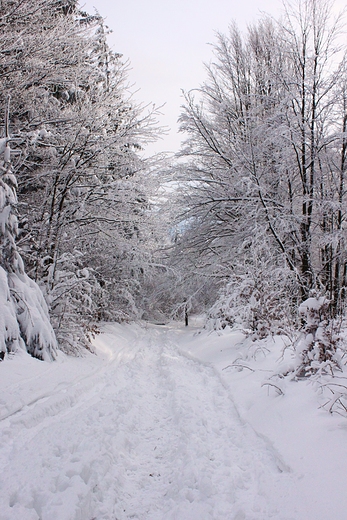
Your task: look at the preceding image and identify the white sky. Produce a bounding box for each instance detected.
[81,0,344,155]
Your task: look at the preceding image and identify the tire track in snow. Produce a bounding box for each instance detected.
[0,325,296,520]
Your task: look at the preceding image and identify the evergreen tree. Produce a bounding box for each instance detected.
[0,96,57,360]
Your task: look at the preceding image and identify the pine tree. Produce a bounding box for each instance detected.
[0,96,57,360]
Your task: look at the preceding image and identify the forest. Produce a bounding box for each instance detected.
[1,0,347,383]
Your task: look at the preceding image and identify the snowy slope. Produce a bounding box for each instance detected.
[0,320,345,519]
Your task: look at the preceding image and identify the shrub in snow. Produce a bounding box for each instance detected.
[207,264,297,339]
[281,295,347,416]
[294,295,341,378]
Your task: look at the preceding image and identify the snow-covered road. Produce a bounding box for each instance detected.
[0,322,313,519]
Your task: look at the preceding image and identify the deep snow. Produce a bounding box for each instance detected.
[0,319,346,519]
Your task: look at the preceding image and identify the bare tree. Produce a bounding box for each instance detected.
[0,0,160,352]
[176,0,347,327]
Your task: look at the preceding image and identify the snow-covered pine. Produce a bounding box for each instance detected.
[0,97,57,361]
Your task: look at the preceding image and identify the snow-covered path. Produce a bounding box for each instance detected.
[1,323,298,519]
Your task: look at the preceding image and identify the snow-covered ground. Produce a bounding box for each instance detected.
[0,319,346,519]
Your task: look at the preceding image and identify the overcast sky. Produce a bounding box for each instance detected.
[81,0,343,155]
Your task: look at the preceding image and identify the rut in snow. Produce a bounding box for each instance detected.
[0,325,294,520]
